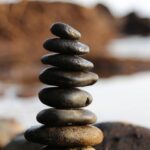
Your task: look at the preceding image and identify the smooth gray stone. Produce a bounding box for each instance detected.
[41,146,95,150]
[41,54,94,71]
[24,125,103,147]
[39,67,98,87]
[39,87,92,109]
[43,38,89,55]
[36,108,97,126]
[51,23,81,40]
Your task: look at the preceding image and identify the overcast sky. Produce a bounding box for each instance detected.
[0,0,150,17]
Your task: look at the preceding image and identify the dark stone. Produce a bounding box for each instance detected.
[41,146,95,150]
[94,122,150,150]
[37,108,97,126]
[41,54,93,71]
[122,12,150,36]
[3,134,42,150]
[39,67,98,87]
[51,23,81,40]
[24,125,103,147]
[43,38,89,55]
[39,87,92,109]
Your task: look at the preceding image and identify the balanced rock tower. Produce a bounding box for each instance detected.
[24,23,103,150]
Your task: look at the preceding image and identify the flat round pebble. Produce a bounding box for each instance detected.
[41,146,95,150]
[25,125,103,147]
[39,87,92,109]
[41,54,94,71]
[43,38,89,55]
[39,67,98,87]
[37,108,97,126]
[51,23,81,40]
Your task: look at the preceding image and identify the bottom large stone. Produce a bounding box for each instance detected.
[25,125,103,147]
[41,146,95,150]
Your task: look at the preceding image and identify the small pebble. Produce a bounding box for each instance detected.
[39,87,92,109]
[37,108,97,126]
[51,23,81,40]
[41,54,94,71]
[43,38,89,55]
[39,67,98,87]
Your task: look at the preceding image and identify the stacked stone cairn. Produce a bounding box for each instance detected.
[24,23,104,150]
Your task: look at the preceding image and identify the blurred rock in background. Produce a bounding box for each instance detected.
[95,122,150,150]
[121,12,150,36]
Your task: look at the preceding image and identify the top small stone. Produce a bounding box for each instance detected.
[51,23,81,40]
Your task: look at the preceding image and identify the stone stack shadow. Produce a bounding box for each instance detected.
[24,23,103,150]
